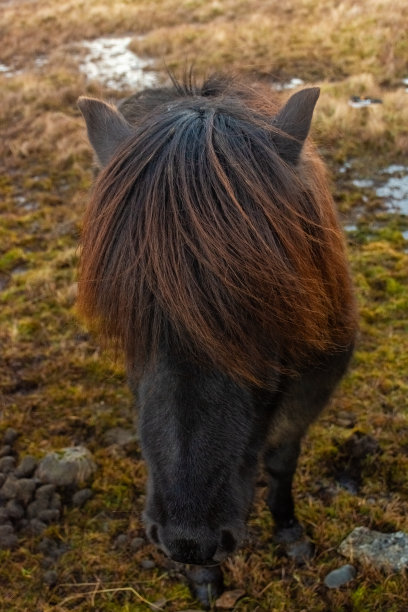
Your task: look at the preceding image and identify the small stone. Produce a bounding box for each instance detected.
[29,518,47,535]
[15,456,38,478]
[140,558,156,569]
[104,427,138,447]
[114,533,129,548]
[1,475,19,499]
[49,493,61,510]
[16,518,28,530]
[0,474,5,489]
[324,564,356,588]
[16,478,37,506]
[3,428,19,445]
[6,499,24,520]
[37,509,60,524]
[0,445,13,458]
[27,498,49,519]
[36,484,56,500]
[130,536,145,552]
[0,456,16,474]
[215,589,246,609]
[285,539,315,565]
[334,411,357,428]
[38,537,57,555]
[36,446,96,487]
[0,508,10,524]
[0,524,14,536]
[339,527,408,572]
[0,531,18,550]
[72,488,92,507]
[38,537,67,561]
[43,570,58,587]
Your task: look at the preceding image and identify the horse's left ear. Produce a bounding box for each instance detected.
[273,87,320,164]
[77,97,134,167]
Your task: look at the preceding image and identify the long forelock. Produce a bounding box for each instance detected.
[78,78,357,387]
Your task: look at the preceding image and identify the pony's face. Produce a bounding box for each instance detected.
[137,358,273,565]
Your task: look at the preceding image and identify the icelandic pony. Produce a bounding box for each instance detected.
[77,75,357,602]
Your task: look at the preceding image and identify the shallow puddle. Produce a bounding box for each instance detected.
[77,36,157,91]
[340,161,408,217]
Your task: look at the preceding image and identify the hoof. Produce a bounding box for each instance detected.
[274,521,314,565]
[185,565,224,609]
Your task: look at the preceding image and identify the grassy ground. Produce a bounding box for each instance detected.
[1,0,408,610]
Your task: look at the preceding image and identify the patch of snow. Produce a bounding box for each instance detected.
[381,164,406,175]
[376,174,408,215]
[34,56,48,68]
[344,224,358,232]
[342,160,408,216]
[352,179,374,189]
[402,230,408,240]
[339,161,353,174]
[272,78,304,91]
[78,36,157,91]
[15,195,38,211]
[0,62,22,77]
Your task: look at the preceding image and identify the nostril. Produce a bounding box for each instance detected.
[149,524,160,544]
[220,529,237,554]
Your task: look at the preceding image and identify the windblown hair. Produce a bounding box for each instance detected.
[78,76,357,387]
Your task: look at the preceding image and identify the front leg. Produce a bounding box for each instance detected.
[264,441,314,564]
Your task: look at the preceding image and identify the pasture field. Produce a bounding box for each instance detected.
[1,0,408,610]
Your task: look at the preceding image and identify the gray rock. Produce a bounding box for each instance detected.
[49,493,61,510]
[285,539,315,565]
[36,483,56,500]
[339,527,408,572]
[0,473,5,489]
[29,518,47,535]
[16,478,37,506]
[6,499,24,520]
[1,475,19,499]
[36,446,97,487]
[114,533,129,548]
[17,518,28,530]
[38,537,68,561]
[3,428,18,445]
[27,498,49,519]
[43,570,58,587]
[0,445,13,458]
[324,564,356,588]
[0,530,18,550]
[38,509,60,524]
[140,558,156,569]
[0,456,16,474]
[130,536,145,552]
[15,455,38,478]
[72,488,92,508]
[0,508,10,524]
[0,524,14,536]
[104,427,138,447]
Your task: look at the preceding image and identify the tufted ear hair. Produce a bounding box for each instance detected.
[77,96,134,167]
[273,87,320,164]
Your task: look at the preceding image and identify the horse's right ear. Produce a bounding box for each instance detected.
[77,97,134,167]
[273,87,320,164]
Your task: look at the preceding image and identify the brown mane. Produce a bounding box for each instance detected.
[78,76,357,387]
